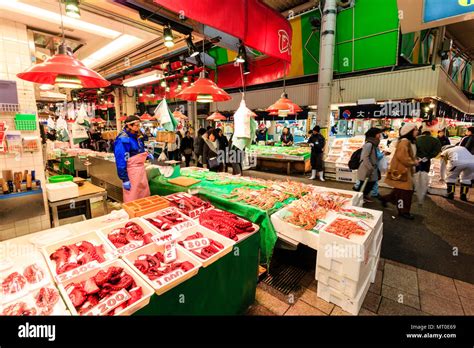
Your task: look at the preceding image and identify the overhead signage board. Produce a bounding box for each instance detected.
[424,0,474,23]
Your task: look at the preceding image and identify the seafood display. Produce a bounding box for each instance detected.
[165,193,212,218]
[324,218,367,239]
[284,201,328,230]
[199,209,255,241]
[23,264,45,284]
[227,187,290,210]
[178,232,224,260]
[1,286,63,316]
[34,287,61,315]
[2,301,37,316]
[50,241,107,275]
[1,272,27,295]
[64,266,143,315]
[133,252,194,281]
[339,209,375,220]
[107,222,154,249]
[145,209,194,232]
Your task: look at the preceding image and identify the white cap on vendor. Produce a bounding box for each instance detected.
[124,115,141,125]
[399,123,417,137]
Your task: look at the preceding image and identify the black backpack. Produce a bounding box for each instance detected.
[348,148,363,170]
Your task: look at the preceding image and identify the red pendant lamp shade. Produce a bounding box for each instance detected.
[17,44,110,88]
[266,93,302,115]
[207,112,227,121]
[91,117,105,123]
[173,110,188,120]
[176,72,231,103]
[118,115,127,122]
[140,112,155,121]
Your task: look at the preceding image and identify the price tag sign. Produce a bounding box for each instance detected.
[188,206,206,218]
[151,232,178,245]
[56,261,100,283]
[357,220,372,232]
[182,238,210,251]
[164,240,177,263]
[172,220,196,233]
[154,269,185,287]
[313,220,327,232]
[84,289,131,316]
[116,241,143,255]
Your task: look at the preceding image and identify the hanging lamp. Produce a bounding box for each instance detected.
[90,116,105,123]
[207,111,227,121]
[140,112,155,121]
[176,71,231,102]
[17,2,109,89]
[118,114,127,122]
[266,62,301,117]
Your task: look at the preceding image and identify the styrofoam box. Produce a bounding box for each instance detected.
[369,223,383,257]
[311,186,363,207]
[338,207,383,231]
[317,215,378,282]
[176,226,235,267]
[317,258,373,315]
[45,182,79,202]
[271,209,338,251]
[122,242,202,295]
[42,231,117,282]
[98,218,159,256]
[58,259,154,316]
[336,166,358,184]
[316,255,375,299]
[140,207,197,235]
[370,232,382,284]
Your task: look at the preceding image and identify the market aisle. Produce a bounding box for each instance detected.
[245,170,474,284]
[248,257,474,316]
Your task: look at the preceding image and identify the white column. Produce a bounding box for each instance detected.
[316,0,337,130]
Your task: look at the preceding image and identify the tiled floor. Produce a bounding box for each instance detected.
[247,258,474,316]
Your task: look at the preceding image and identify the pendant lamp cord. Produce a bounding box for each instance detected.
[58,0,66,44]
[283,61,287,95]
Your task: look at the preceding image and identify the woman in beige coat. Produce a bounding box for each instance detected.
[380,123,419,219]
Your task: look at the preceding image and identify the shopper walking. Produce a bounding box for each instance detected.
[380,123,419,219]
[356,128,383,203]
[216,128,229,172]
[437,129,450,147]
[459,126,474,155]
[308,126,326,181]
[414,130,441,204]
[353,143,386,198]
[180,131,194,167]
[281,127,294,146]
[202,129,221,172]
[194,128,206,167]
[439,145,474,201]
[114,115,151,203]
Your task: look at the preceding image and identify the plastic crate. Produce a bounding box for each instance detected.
[14,114,37,131]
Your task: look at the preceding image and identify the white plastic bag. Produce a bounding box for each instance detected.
[378,156,388,175]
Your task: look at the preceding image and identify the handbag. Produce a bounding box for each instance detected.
[208,157,219,169]
[387,168,408,182]
[183,148,192,155]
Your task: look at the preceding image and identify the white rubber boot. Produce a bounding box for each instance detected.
[318,171,325,181]
[309,170,317,180]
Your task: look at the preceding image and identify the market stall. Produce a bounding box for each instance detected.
[249,144,312,175]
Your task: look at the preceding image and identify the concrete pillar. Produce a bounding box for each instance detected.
[316,0,337,131]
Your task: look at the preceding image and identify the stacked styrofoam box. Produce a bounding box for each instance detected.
[316,213,383,315]
[45,182,79,202]
[335,166,358,183]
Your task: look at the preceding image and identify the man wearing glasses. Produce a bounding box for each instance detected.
[114,115,153,202]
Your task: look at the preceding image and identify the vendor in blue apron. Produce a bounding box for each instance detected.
[114,115,152,203]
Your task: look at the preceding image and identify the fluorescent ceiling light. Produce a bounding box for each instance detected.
[123,70,165,87]
[0,0,120,39]
[82,35,144,68]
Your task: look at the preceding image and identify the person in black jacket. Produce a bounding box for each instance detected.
[195,128,207,167]
[459,126,474,155]
[202,129,221,172]
[437,129,450,147]
[308,126,326,181]
[216,128,229,172]
[180,131,194,167]
[281,127,294,146]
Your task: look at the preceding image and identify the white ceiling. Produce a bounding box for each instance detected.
[0,0,157,68]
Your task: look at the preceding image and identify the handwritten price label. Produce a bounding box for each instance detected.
[151,232,178,245]
[154,269,185,287]
[182,238,210,251]
[84,289,131,316]
[164,240,177,263]
[188,206,206,219]
[116,241,143,255]
[172,220,196,233]
[56,261,100,283]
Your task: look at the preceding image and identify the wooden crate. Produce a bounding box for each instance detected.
[123,195,170,218]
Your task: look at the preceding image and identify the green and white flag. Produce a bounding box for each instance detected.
[154,99,178,131]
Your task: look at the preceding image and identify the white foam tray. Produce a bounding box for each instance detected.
[140,206,197,235]
[42,231,117,283]
[57,259,154,316]
[122,242,202,295]
[98,218,159,256]
[176,226,235,267]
